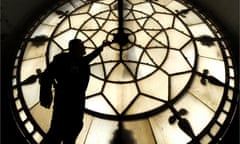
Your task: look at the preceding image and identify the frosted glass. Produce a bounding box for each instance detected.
[25,121,34,133]
[124,120,156,144]
[188,75,224,111]
[174,18,189,34]
[58,2,75,13]
[31,24,55,38]
[54,29,77,49]
[174,93,214,135]
[21,58,45,108]
[19,110,27,121]
[70,0,85,8]
[42,13,64,26]
[70,14,91,29]
[140,52,155,66]
[167,1,187,13]
[217,112,227,125]
[181,42,196,67]
[86,94,116,115]
[90,30,108,46]
[20,57,45,81]
[86,76,104,96]
[76,114,94,144]
[84,118,118,144]
[152,13,174,28]
[108,63,135,82]
[146,48,168,66]
[104,82,138,113]
[123,46,143,62]
[133,3,154,15]
[149,109,191,144]
[126,95,164,115]
[89,3,109,16]
[32,131,43,143]
[30,103,52,132]
[197,57,225,83]
[170,72,191,99]
[23,42,47,60]
[144,17,162,30]
[154,0,173,6]
[200,135,212,144]
[138,70,168,101]
[162,50,191,74]
[210,124,220,136]
[15,99,22,110]
[179,11,203,25]
[189,23,214,37]
[54,19,70,36]
[196,41,223,60]
[166,29,191,49]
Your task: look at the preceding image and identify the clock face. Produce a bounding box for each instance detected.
[11,0,238,143]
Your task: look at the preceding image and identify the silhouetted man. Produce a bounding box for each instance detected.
[39,39,109,144]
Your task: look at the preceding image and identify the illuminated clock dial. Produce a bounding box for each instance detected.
[10,0,238,143]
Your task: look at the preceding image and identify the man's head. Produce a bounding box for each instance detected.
[69,39,86,57]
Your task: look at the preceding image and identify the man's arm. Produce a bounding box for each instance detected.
[85,41,110,62]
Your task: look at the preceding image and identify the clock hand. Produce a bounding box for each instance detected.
[112,0,130,61]
[13,69,42,88]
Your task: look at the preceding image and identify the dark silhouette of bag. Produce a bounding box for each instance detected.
[39,70,53,108]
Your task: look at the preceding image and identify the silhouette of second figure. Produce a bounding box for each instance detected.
[40,39,109,144]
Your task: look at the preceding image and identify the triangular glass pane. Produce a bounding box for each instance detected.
[85,94,117,115]
[126,95,164,115]
[108,63,135,82]
[144,17,162,30]
[82,18,100,30]
[181,42,196,67]
[140,52,155,66]
[136,18,147,27]
[125,62,138,76]
[135,30,152,46]
[96,18,106,26]
[137,64,156,79]
[104,82,138,114]
[155,32,168,46]
[90,64,105,79]
[174,18,189,35]
[86,76,104,96]
[148,48,168,66]
[104,62,117,76]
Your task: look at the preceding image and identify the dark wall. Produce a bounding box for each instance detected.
[1,0,239,143]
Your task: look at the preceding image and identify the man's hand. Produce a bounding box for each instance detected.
[102,40,112,47]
